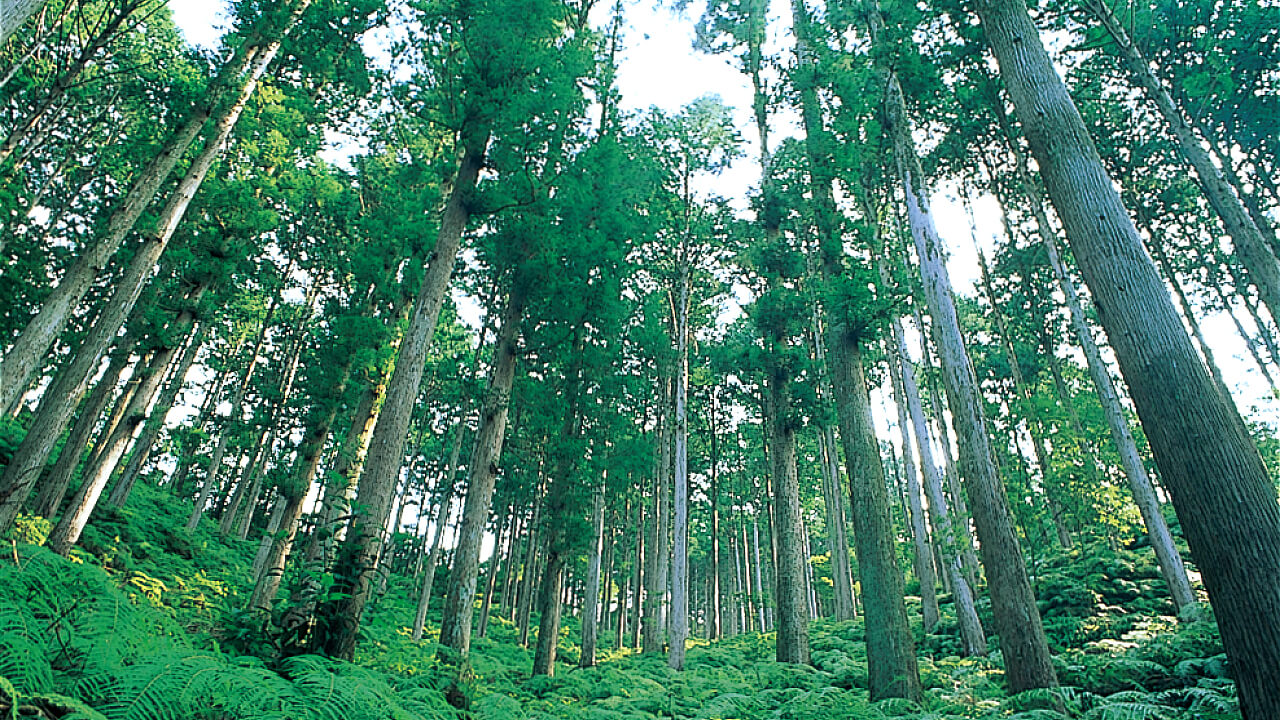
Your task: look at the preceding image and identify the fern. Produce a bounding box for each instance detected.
[0,606,54,693]
[1082,693,1178,720]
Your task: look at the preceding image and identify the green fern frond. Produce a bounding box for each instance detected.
[1083,697,1177,720]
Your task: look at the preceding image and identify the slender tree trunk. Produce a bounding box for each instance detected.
[918,314,982,588]
[656,377,672,642]
[530,549,566,676]
[888,343,940,633]
[734,527,748,633]
[751,517,765,631]
[669,265,690,670]
[436,284,525,657]
[889,314,987,656]
[877,33,1057,689]
[517,489,543,647]
[499,510,522,617]
[975,0,1280,712]
[186,316,269,531]
[642,390,666,653]
[808,312,857,621]
[475,504,509,639]
[973,244,1073,548]
[599,517,616,646]
[1147,223,1234,401]
[581,483,606,668]
[763,369,809,664]
[250,482,315,612]
[997,146,1202,616]
[531,332,587,678]
[318,123,490,662]
[108,322,208,507]
[412,469,457,641]
[31,338,133,517]
[48,308,201,555]
[707,396,723,637]
[794,9,907,675]
[166,335,244,495]
[229,303,310,539]
[1206,265,1280,396]
[630,499,644,648]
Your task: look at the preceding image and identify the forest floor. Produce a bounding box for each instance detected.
[0,486,1240,720]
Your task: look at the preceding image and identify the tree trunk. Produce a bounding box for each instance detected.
[318,123,489,662]
[973,244,1073,549]
[412,464,457,642]
[580,483,606,668]
[808,312,857,622]
[531,331,587,678]
[708,397,723,638]
[888,342,940,633]
[879,42,1057,690]
[476,505,509,639]
[517,490,543,647]
[530,550,566,676]
[166,334,244,496]
[918,313,982,587]
[669,265,690,670]
[630,499,644,648]
[108,322,208,508]
[1209,272,1280,396]
[763,369,809,665]
[48,309,201,555]
[250,485,313,611]
[642,388,666,653]
[31,338,133,517]
[598,516,616,645]
[974,0,1280,712]
[656,378,672,641]
[436,283,524,656]
[889,315,987,656]
[1147,232,1234,401]
[830,336,923,697]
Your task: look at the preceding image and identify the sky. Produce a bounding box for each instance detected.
[166,0,1280,512]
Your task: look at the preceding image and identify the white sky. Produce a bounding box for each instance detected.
[168,0,1280,523]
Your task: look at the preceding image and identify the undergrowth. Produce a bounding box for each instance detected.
[0,485,1241,719]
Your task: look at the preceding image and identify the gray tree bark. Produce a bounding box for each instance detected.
[888,314,987,656]
[436,283,524,657]
[581,483,606,668]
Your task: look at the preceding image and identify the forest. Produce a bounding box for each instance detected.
[0,0,1277,718]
